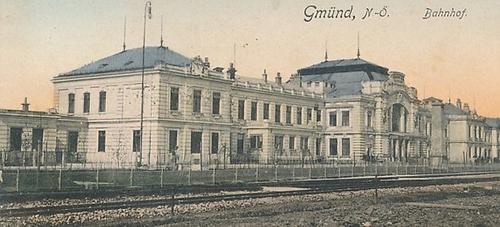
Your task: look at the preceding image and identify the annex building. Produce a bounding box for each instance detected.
[1,45,499,168]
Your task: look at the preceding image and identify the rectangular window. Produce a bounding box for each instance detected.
[251,101,257,120]
[329,111,337,126]
[238,100,245,120]
[263,103,269,120]
[367,110,372,128]
[315,138,321,156]
[300,137,309,150]
[32,128,43,151]
[342,138,350,157]
[99,91,106,112]
[193,90,201,113]
[191,131,202,153]
[169,130,177,153]
[170,87,179,111]
[341,111,350,126]
[68,93,75,114]
[274,135,284,151]
[250,135,263,149]
[212,92,220,115]
[98,131,106,152]
[289,136,295,150]
[275,104,281,123]
[67,131,79,154]
[316,108,321,122]
[307,108,312,124]
[83,92,90,113]
[237,133,244,154]
[132,130,141,152]
[9,127,22,151]
[329,138,338,156]
[286,106,292,124]
[211,132,219,154]
[296,107,302,125]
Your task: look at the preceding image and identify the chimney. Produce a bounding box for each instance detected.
[204,57,210,68]
[463,103,470,113]
[275,72,282,85]
[262,69,268,83]
[456,99,462,110]
[227,63,237,80]
[21,97,30,112]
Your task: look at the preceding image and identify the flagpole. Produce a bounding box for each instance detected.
[139,1,152,167]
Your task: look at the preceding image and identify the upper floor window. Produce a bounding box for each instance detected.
[68,93,75,114]
[275,104,281,123]
[366,110,373,128]
[251,101,257,121]
[329,111,337,126]
[263,103,269,120]
[98,91,106,112]
[83,92,90,113]
[296,107,302,125]
[306,108,312,124]
[315,81,320,87]
[170,87,179,111]
[193,90,201,113]
[286,106,292,124]
[212,92,220,115]
[341,111,350,126]
[315,107,321,122]
[238,100,245,120]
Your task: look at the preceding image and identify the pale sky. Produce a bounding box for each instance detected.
[1,0,499,117]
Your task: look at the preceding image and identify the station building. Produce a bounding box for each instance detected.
[0,45,498,168]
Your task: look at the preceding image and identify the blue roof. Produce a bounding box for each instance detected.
[486,118,500,128]
[443,103,467,115]
[58,46,192,76]
[298,58,389,97]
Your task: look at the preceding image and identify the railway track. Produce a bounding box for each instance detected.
[1,173,499,218]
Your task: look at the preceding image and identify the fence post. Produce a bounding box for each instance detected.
[385,162,388,175]
[338,165,341,178]
[129,168,133,187]
[255,165,259,182]
[363,164,366,176]
[351,163,354,177]
[292,167,295,181]
[324,165,327,179]
[96,168,99,190]
[16,168,20,192]
[188,166,191,185]
[58,168,62,190]
[160,168,164,188]
[212,166,216,185]
[234,166,238,182]
[274,165,278,182]
[308,165,312,179]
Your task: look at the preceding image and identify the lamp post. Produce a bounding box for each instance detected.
[139,1,152,167]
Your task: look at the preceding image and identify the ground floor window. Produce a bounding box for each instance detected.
[68,131,79,153]
[191,131,202,153]
[9,127,22,151]
[31,128,44,151]
[315,138,321,156]
[237,133,244,154]
[250,135,262,149]
[98,131,106,152]
[341,138,350,157]
[169,130,177,153]
[211,132,219,154]
[329,138,338,156]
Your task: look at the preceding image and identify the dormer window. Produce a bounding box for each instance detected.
[124,61,134,66]
[307,81,312,87]
[315,81,320,87]
[98,63,108,69]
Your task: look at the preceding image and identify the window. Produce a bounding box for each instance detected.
[251,101,257,120]
[307,108,312,124]
[263,103,269,120]
[169,130,177,153]
[289,136,295,150]
[315,108,321,122]
[191,131,202,153]
[341,111,350,126]
[212,92,220,115]
[315,138,321,156]
[32,128,43,151]
[296,107,302,125]
[133,130,141,152]
[67,131,79,154]
[68,93,75,114]
[83,92,90,113]
[329,111,337,126]
[275,104,281,123]
[170,87,179,111]
[237,133,244,154]
[211,132,219,154]
[366,110,372,128]
[9,127,22,151]
[250,135,262,149]
[193,90,201,113]
[274,135,284,153]
[329,138,338,156]
[342,138,350,157]
[98,131,106,152]
[238,100,245,120]
[286,106,292,124]
[99,91,106,112]
[315,81,320,87]
[300,137,309,150]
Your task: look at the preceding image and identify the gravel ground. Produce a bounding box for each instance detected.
[1,182,499,226]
